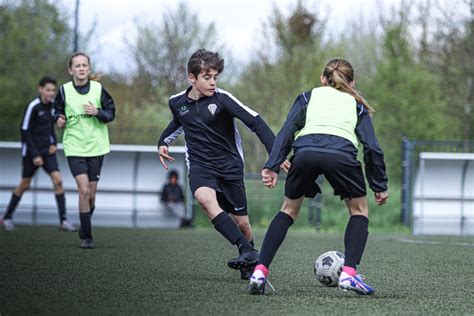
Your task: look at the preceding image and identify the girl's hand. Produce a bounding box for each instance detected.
[262,168,278,188]
[56,114,66,128]
[280,159,291,173]
[84,102,99,116]
[158,145,175,169]
[48,144,57,155]
[375,191,389,205]
[33,156,44,166]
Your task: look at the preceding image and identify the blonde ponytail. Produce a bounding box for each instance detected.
[322,58,374,113]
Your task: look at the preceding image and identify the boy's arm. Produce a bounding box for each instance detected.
[355,105,388,193]
[263,92,309,172]
[53,86,65,122]
[158,110,183,148]
[21,104,40,158]
[96,87,116,123]
[50,119,57,145]
[220,91,274,154]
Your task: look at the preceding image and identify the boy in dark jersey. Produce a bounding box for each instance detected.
[1,77,76,232]
[158,49,288,279]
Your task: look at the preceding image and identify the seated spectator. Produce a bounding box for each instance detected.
[161,170,192,228]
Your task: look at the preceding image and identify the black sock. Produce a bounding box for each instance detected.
[90,205,95,217]
[79,212,93,240]
[344,215,369,269]
[259,212,294,268]
[4,193,21,220]
[211,212,252,251]
[55,194,67,223]
[358,231,369,265]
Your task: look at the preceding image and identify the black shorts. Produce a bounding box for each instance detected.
[285,150,366,200]
[67,156,104,182]
[189,168,248,216]
[22,154,59,178]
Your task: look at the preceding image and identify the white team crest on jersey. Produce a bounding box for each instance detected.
[208,104,217,116]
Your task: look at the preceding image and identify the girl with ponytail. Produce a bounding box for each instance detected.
[248,58,388,295]
[54,52,116,249]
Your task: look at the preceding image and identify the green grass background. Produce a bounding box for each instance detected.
[1,227,473,315]
[193,179,404,232]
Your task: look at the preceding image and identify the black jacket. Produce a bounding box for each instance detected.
[161,183,185,203]
[20,97,56,158]
[265,90,388,193]
[54,80,116,124]
[158,87,275,179]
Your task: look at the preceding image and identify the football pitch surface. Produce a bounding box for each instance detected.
[1,227,473,315]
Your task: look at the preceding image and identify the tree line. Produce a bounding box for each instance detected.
[0,0,473,182]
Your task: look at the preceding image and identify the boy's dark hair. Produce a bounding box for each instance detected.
[168,170,179,180]
[38,76,57,87]
[187,49,224,78]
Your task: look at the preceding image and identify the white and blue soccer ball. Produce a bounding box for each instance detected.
[314,251,345,287]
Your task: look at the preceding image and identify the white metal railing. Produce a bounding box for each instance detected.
[0,142,191,228]
[413,152,474,236]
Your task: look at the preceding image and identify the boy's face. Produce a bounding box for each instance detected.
[69,55,90,81]
[188,68,219,97]
[169,175,177,185]
[38,83,57,103]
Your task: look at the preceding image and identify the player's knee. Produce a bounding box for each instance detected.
[53,177,63,188]
[78,185,90,198]
[194,191,214,208]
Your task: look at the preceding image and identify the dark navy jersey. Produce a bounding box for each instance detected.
[20,97,56,158]
[265,90,388,193]
[158,87,275,179]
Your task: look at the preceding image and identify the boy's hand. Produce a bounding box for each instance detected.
[280,159,291,173]
[375,191,389,205]
[48,144,57,155]
[158,145,175,169]
[33,156,44,166]
[84,102,99,116]
[262,168,278,188]
[56,114,66,128]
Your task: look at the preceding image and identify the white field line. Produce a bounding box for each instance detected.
[399,239,474,247]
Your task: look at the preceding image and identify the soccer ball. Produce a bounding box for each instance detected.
[314,251,345,287]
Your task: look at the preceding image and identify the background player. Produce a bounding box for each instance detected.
[55,52,116,249]
[1,77,76,232]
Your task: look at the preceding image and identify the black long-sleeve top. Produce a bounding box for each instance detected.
[53,80,116,123]
[158,87,275,179]
[264,90,388,193]
[161,183,185,203]
[20,97,56,158]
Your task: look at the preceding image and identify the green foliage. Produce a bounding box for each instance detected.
[361,21,449,178]
[106,1,228,146]
[0,0,72,140]
[230,2,338,172]
[129,1,227,103]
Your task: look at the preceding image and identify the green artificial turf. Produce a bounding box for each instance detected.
[1,227,473,315]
